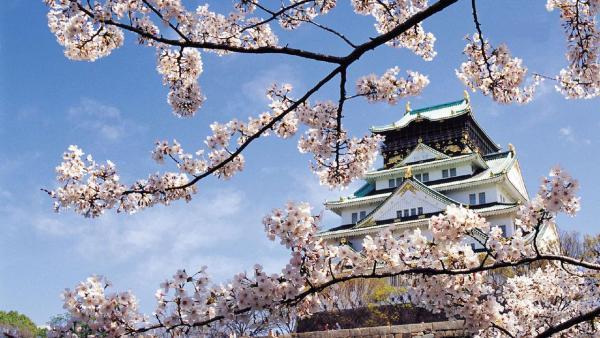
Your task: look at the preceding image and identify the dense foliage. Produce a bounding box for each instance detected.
[0,310,46,338]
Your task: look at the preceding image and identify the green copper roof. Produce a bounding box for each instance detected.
[354,182,375,198]
[409,99,465,115]
[370,98,470,133]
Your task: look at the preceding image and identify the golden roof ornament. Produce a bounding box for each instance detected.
[405,101,411,115]
[508,143,516,154]
[404,166,413,178]
[463,90,470,103]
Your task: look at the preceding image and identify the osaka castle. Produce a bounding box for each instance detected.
[318,94,558,252]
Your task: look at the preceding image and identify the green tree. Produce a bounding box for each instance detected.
[0,310,46,338]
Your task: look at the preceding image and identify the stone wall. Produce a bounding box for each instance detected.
[259,320,468,338]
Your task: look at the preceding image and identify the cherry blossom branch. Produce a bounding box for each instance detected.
[290,17,357,48]
[240,0,315,32]
[140,0,189,42]
[470,0,494,81]
[47,0,454,215]
[124,64,344,195]
[50,169,598,337]
[74,2,345,64]
[343,0,458,66]
[535,305,600,338]
[117,253,600,335]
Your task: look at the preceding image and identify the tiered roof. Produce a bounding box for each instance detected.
[373,96,501,169]
[319,97,530,240]
[370,98,471,133]
[325,150,522,212]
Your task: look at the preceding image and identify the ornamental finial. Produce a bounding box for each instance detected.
[463,90,470,103]
[404,166,413,178]
[405,101,411,115]
[508,143,516,154]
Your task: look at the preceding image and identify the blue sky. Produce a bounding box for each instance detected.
[1,0,599,325]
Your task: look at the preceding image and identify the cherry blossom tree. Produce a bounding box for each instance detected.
[41,0,599,337]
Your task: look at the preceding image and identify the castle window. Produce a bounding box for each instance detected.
[479,192,486,204]
[403,209,409,217]
[410,208,416,216]
[388,179,395,188]
[417,207,423,215]
[422,173,429,182]
[415,173,421,181]
[359,211,367,220]
[450,168,457,177]
[396,178,403,186]
[469,193,477,205]
[442,169,449,178]
[396,210,402,219]
[351,212,358,224]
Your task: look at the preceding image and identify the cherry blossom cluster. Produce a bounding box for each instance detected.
[51,145,199,217]
[538,165,580,215]
[352,0,437,60]
[191,4,278,50]
[356,67,430,104]
[156,48,205,117]
[52,145,127,217]
[409,272,505,334]
[412,265,599,337]
[48,275,145,337]
[497,266,599,337]
[278,0,338,30]
[45,0,281,118]
[456,34,540,104]
[46,2,124,62]
[547,0,600,99]
[297,101,384,187]
[50,168,599,337]
[430,204,489,245]
[516,165,580,233]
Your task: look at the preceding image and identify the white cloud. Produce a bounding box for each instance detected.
[241,64,303,106]
[558,126,576,143]
[33,188,289,283]
[67,98,142,141]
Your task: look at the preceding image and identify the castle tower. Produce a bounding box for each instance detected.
[317,97,557,257]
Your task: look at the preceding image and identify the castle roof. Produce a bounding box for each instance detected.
[370,99,470,133]
[324,150,527,212]
[319,203,520,240]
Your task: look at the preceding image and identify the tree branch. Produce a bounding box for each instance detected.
[535,305,600,338]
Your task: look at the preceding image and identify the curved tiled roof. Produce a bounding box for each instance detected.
[370,99,470,133]
[318,203,520,239]
[362,153,487,181]
[325,151,516,210]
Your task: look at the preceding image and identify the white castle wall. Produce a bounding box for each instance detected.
[339,204,378,224]
[444,182,498,205]
[374,163,474,190]
[343,213,515,252]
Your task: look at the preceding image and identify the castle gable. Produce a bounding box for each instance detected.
[356,179,457,228]
[400,143,450,166]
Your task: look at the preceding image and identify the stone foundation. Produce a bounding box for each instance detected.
[258,320,468,338]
